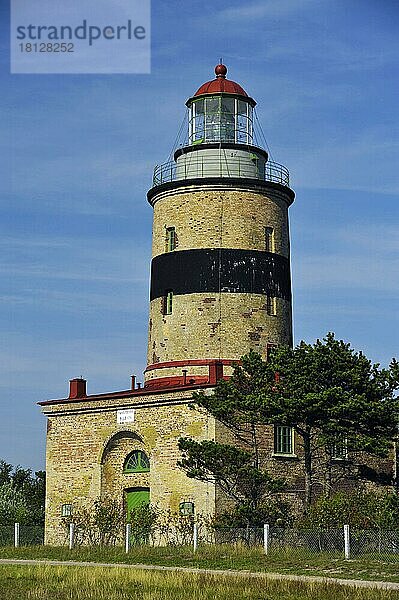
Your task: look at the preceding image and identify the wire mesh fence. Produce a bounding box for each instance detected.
[2,522,399,561]
[0,525,44,547]
[19,525,45,546]
[0,526,14,546]
[350,529,399,560]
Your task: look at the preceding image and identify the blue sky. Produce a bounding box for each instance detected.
[1,0,398,471]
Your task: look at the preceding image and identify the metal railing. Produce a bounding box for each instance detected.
[153,157,290,187]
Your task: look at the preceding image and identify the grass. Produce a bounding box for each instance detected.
[1,544,399,583]
[0,564,398,600]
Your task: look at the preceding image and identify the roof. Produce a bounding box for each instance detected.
[193,63,249,98]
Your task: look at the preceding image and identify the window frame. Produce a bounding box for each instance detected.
[266,295,276,316]
[165,226,176,252]
[179,501,195,517]
[265,226,275,253]
[123,450,150,474]
[331,437,348,460]
[61,503,72,517]
[164,289,173,315]
[274,425,295,456]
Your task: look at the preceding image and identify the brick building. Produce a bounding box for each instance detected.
[40,64,305,544]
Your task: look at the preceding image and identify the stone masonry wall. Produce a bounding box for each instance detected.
[43,391,215,545]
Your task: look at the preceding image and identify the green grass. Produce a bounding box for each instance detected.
[0,564,397,600]
[1,544,399,583]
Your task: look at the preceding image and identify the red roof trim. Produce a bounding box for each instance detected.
[38,381,214,407]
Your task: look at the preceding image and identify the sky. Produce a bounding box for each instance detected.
[1,0,398,471]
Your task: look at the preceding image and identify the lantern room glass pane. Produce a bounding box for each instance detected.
[189,96,253,144]
[220,97,235,142]
[192,99,205,142]
[205,97,220,141]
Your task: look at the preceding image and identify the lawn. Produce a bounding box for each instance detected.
[0,564,397,600]
[1,544,399,584]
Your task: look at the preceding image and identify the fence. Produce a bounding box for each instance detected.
[0,524,44,547]
[3,523,399,562]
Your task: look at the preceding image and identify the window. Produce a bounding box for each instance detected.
[274,425,294,455]
[61,504,72,517]
[265,227,274,252]
[166,227,176,252]
[164,290,173,315]
[266,295,276,316]
[331,437,348,460]
[123,450,150,473]
[179,501,195,516]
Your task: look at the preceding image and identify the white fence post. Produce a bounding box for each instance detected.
[125,524,131,554]
[14,523,20,548]
[69,523,75,550]
[193,522,198,553]
[263,523,269,555]
[344,524,350,559]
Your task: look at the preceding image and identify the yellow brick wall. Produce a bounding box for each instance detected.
[146,183,293,380]
[43,392,215,545]
[147,293,292,368]
[151,186,290,259]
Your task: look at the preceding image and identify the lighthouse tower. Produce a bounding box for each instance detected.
[145,64,295,388]
[40,64,297,544]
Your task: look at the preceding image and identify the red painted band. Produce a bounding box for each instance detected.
[145,358,239,372]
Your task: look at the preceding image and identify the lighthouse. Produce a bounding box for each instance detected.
[40,64,296,544]
[145,64,295,388]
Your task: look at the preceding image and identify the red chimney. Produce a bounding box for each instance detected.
[69,378,87,399]
[131,375,136,390]
[209,361,223,385]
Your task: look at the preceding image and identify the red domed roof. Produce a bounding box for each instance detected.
[194,64,249,98]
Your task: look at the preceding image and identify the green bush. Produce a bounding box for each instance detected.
[301,489,399,529]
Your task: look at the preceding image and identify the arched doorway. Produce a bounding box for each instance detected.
[100,432,151,517]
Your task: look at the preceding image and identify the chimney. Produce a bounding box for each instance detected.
[69,378,87,399]
[131,375,136,390]
[209,361,223,385]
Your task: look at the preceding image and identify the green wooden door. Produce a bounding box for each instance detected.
[125,487,150,520]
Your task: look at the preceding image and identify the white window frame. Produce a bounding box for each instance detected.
[266,295,277,316]
[61,503,72,517]
[274,425,295,456]
[331,437,348,460]
[265,226,274,253]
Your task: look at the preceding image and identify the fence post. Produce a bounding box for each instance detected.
[344,524,350,559]
[263,523,270,555]
[193,522,198,553]
[125,524,131,554]
[14,522,20,548]
[69,522,75,550]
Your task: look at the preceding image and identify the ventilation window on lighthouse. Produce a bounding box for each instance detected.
[166,227,176,252]
[266,295,276,316]
[265,227,274,252]
[164,290,173,315]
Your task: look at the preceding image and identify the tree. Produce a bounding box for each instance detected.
[267,334,399,506]
[0,461,45,525]
[178,439,284,525]
[179,333,399,512]
[0,482,29,525]
[178,362,286,525]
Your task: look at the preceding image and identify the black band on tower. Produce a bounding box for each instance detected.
[150,249,291,301]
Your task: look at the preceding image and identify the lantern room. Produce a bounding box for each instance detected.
[186,64,256,145]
